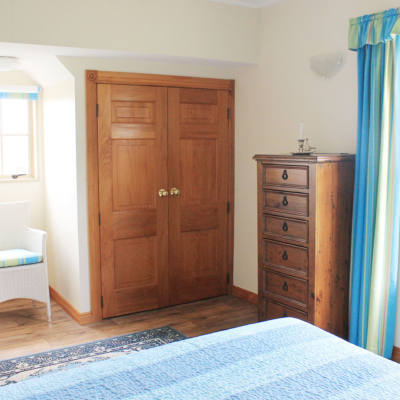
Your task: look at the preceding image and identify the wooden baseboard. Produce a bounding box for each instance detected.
[231,285,258,305]
[392,346,400,363]
[49,286,94,325]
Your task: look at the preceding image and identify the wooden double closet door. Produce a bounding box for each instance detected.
[97,84,230,318]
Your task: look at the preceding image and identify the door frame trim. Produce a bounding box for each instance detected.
[86,70,235,323]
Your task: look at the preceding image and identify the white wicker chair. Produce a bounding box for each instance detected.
[0,201,51,322]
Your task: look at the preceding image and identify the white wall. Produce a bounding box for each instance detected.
[0,71,45,230]
[6,0,400,347]
[43,79,81,311]
[58,56,236,312]
[0,0,257,64]
[233,0,400,346]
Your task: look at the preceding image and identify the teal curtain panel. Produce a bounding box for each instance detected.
[349,8,400,358]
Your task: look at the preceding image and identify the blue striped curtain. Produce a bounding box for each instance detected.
[0,93,38,100]
[0,85,41,101]
[349,8,400,358]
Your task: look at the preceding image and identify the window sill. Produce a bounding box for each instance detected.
[0,177,39,183]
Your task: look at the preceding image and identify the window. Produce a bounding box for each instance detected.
[0,99,35,180]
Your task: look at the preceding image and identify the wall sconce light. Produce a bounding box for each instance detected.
[0,57,21,72]
[310,53,343,79]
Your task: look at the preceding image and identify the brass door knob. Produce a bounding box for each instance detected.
[158,189,168,197]
[170,188,180,196]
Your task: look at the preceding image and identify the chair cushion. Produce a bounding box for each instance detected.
[0,249,43,268]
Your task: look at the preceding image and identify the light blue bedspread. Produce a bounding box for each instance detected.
[2,318,400,399]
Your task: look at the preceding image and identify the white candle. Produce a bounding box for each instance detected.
[299,121,304,139]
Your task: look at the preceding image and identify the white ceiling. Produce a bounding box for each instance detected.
[205,0,282,8]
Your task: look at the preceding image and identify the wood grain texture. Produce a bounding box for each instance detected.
[257,161,265,321]
[180,124,219,138]
[98,83,116,318]
[179,88,218,104]
[231,285,258,305]
[180,139,217,205]
[253,154,356,164]
[263,240,308,277]
[181,205,219,232]
[111,124,156,139]
[314,162,334,333]
[227,88,235,293]
[307,163,317,326]
[255,154,355,339]
[262,269,308,308]
[314,161,354,339]
[264,190,309,216]
[168,88,229,306]
[0,295,256,360]
[263,165,309,188]
[49,286,93,325]
[181,230,217,278]
[264,215,309,243]
[98,84,169,318]
[86,76,102,323]
[113,237,157,289]
[91,70,234,91]
[263,298,308,322]
[180,103,217,124]
[110,85,158,102]
[113,210,157,239]
[112,101,155,124]
[112,139,155,212]
[86,71,235,321]
[392,346,400,363]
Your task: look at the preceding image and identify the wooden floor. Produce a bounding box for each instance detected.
[0,295,257,361]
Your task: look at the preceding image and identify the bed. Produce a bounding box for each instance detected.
[1,318,400,399]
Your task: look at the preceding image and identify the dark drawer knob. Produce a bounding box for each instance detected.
[282,251,288,261]
[282,196,288,206]
[282,170,288,180]
[282,311,287,318]
[283,281,289,291]
[282,222,288,232]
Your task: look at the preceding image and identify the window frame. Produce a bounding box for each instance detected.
[0,99,36,181]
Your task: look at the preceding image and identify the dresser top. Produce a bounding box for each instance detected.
[253,153,355,163]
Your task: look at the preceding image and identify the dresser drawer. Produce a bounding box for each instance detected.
[263,269,308,307]
[264,190,308,216]
[263,298,308,322]
[263,215,308,243]
[263,165,308,188]
[263,240,308,277]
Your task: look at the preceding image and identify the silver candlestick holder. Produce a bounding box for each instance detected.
[291,138,316,155]
[298,139,306,152]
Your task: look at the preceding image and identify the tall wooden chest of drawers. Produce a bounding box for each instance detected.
[253,154,355,339]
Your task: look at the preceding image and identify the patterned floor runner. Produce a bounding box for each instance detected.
[0,325,187,387]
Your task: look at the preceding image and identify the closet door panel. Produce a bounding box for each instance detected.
[112,139,155,212]
[98,84,169,318]
[180,139,217,205]
[168,88,229,305]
